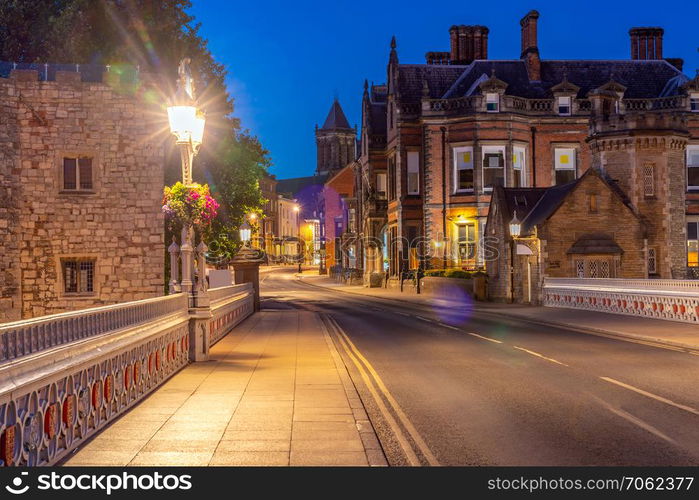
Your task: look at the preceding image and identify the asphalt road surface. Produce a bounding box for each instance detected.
[261,268,699,466]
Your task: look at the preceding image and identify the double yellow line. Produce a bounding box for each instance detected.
[323,314,439,466]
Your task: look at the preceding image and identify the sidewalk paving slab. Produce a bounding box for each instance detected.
[64,309,387,467]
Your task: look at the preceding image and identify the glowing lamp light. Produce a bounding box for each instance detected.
[167,105,205,147]
[239,221,251,243]
[509,212,522,238]
[293,205,300,213]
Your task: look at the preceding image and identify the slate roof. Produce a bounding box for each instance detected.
[321,99,352,130]
[401,59,687,101]
[276,175,329,198]
[567,233,624,254]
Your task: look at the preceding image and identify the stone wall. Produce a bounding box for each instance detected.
[0,68,165,321]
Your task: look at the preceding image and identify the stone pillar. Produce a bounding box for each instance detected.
[180,225,194,294]
[194,240,210,308]
[231,245,261,312]
[188,308,211,362]
[168,237,181,294]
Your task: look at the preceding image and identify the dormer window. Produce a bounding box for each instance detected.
[691,93,699,112]
[557,96,571,116]
[486,93,499,112]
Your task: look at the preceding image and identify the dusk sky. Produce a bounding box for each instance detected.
[190,0,699,180]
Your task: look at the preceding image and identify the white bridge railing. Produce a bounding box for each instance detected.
[0,284,254,466]
[543,278,699,324]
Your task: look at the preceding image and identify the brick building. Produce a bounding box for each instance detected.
[323,164,358,269]
[0,65,165,321]
[354,9,698,288]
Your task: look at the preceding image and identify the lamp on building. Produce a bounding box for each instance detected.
[509,211,522,238]
[240,221,252,245]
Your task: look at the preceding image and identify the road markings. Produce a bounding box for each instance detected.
[600,377,699,417]
[593,396,676,445]
[325,315,440,466]
[467,332,503,344]
[513,346,568,366]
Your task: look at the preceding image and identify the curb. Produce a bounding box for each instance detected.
[296,276,699,354]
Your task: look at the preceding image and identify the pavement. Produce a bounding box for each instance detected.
[296,272,699,352]
[64,308,387,467]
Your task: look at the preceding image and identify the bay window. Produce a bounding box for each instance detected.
[554,148,577,185]
[453,146,474,193]
[482,145,505,191]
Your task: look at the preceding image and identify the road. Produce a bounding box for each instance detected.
[261,268,699,466]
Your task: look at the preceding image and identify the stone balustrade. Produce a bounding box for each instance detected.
[543,278,699,324]
[0,285,254,466]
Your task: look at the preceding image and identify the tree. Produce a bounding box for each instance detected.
[0,0,269,267]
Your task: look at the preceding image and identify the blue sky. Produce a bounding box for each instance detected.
[190,0,698,179]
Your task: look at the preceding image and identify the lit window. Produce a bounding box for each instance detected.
[691,93,699,112]
[62,259,95,294]
[407,151,420,195]
[482,146,505,191]
[689,221,699,268]
[589,193,598,213]
[513,146,527,187]
[453,146,474,193]
[457,223,476,266]
[557,96,571,115]
[486,93,499,112]
[687,146,699,190]
[62,156,93,191]
[376,173,387,199]
[554,148,577,185]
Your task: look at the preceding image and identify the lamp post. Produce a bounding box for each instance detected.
[232,219,261,311]
[509,211,521,303]
[240,221,252,245]
[167,58,205,297]
[294,205,302,273]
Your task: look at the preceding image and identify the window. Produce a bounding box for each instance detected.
[648,247,657,275]
[388,156,396,200]
[407,151,420,195]
[62,157,93,191]
[62,259,95,294]
[348,208,356,233]
[376,173,387,199]
[691,93,699,113]
[453,146,474,193]
[513,146,527,187]
[687,146,699,190]
[643,162,655,197]
[482,146,505,191]
[486,93,499,112]
[457,223,476,266]
[689,220,699,268]
[589,194,598,213]
[575,260,585,278]
[557,96,571,116]
[554,148,577,185]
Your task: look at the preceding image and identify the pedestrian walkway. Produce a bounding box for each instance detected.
[298,273,699,352]
[64,310,387,466]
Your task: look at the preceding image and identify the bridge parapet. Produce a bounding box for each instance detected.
[0,284,253,466]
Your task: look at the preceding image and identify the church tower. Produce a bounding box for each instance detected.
[315,99,356,176]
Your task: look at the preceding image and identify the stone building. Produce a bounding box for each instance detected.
[0,65,165,321]
[354,9,698,287]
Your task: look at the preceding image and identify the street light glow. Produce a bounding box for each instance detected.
[167,105,205,147]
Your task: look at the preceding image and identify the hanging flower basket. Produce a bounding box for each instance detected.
[162,182,219,229]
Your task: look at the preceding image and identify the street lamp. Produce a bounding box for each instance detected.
[240,221,252,245]
[509,211,521,303]
[168,58,206,296]
[293,205,302,273]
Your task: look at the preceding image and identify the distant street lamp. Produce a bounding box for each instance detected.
[240,221,252,245]
[293,205,302,273]
[168,58,206,296]
[509,211,521,302]
[509,211,522,238]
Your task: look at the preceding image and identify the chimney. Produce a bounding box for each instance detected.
[449,25,489,64]
[629,27,664,60]
[520,10,541,81]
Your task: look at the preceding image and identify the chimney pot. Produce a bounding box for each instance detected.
[449,25,488,64]
[629,27,664,60]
